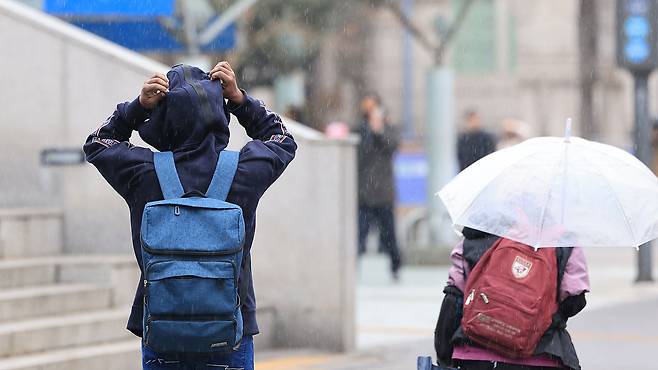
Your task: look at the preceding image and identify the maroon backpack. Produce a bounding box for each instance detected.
[461,238,559,358]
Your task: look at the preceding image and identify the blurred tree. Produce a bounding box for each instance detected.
[219,0,363,128]
[578,0,599,139]
[365,0,476,65]
[226,0,475,129]
[232,0,350,88]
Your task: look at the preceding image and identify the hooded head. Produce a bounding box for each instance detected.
[137,64,230,152]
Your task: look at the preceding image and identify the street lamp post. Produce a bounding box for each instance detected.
[633,72,654,281]
[616,0,658,282]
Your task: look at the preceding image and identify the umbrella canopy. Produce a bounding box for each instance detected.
[438,135,658,248]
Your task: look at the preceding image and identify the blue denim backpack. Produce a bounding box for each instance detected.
[141,150,245,353]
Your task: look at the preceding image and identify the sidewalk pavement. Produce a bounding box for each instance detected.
[256,246,658,370]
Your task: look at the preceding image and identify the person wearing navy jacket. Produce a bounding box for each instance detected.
[83,61,296,370]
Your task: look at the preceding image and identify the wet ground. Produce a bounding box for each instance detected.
[257,247,658,370]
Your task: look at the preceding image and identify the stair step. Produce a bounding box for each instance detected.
[0,261,55,289]
[0,340,140,370]
[0,284,112,322]
[0,208,63,259]
[0,309,132,357]
[0,255,134,289]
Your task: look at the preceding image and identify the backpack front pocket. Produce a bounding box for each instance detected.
[463,287,538,357]
[145,317,237,353]
[145,260,237,317]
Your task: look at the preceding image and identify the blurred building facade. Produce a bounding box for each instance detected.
[364,0,637,149]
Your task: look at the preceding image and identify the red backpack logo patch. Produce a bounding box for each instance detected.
[461,238,558,358]
[511,255,532,279]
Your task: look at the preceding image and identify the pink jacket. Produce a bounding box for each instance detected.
[448,241,590,368]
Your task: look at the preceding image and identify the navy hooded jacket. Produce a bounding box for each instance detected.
[83,65,297,337]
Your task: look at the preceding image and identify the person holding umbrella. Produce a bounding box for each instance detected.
[431,121,658,370]
[434,226,589,370]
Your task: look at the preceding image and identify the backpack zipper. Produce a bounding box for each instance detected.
[144,260,237,280]
[465,289,475,305]
[141,243,243,256]
[144,316,151,345]
[148,314,236,322]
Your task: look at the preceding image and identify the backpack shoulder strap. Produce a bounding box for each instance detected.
[153,151,185,199]
[206,150,239,201]
[556,247,574,287]
[462,233,501,271]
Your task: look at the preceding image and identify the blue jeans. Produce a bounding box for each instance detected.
[142,336,254,370]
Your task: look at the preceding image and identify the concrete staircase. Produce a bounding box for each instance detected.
[0,208,279,369]
[0,209,141,370]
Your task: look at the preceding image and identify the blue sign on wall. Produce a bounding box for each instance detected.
[394,152,428,206]
[45,0,175,17]
[43,0,236,52]
[70,20,180,51]
[70,20,236,52]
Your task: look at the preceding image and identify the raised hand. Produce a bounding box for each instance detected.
[209,61,245,105]
[139,73,169,109]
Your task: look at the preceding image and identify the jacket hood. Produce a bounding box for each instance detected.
[138,64,230,152]
[462,227,492,240]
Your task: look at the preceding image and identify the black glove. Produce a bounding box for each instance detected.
[434,285,463,367]
[560,292,587,318]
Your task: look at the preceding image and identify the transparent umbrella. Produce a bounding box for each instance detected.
[438,123,658,248]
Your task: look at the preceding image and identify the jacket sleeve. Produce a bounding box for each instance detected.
[83,98,154,199]
[558,247,590,318]
[559,247,590,301]
[435,284,464,367]
[228,93,297,196]
[435,240,468,367]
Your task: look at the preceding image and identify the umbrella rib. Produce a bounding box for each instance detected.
[579,148,638,245]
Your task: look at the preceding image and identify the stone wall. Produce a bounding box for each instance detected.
[0,0,356,352]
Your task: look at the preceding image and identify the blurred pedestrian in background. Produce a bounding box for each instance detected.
[356,93,402,280]
[457,109,496,171]
[497,118,533,150]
